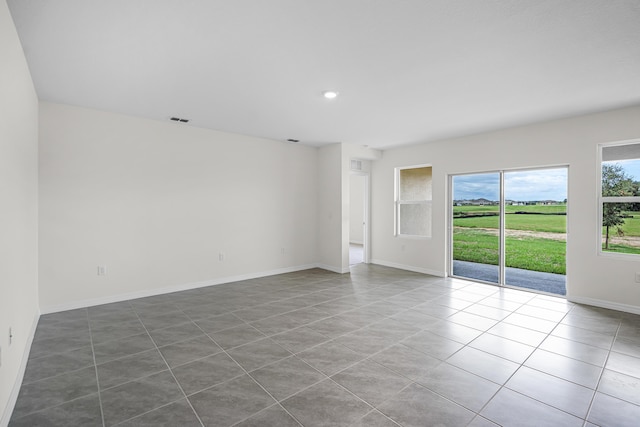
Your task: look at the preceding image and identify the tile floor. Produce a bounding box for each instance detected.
[9,264,640,426]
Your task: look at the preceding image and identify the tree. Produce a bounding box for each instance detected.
[602,163,635,249]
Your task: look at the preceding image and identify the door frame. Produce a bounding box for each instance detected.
[350,171,370,265]
[448,165,569,293]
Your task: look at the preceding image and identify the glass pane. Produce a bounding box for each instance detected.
[452,173,500,284]
[602,202,640,255]
[399,203,431,237]
[504,168,567,295]
[602,143,640,196]
[399,167,431,201]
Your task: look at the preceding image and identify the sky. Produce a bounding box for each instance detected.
[603,159,640,182]
[453,168,568,201]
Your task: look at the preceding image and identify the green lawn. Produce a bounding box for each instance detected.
[453,204,567,214]
[453,228,566,274]
[454,214,566,233]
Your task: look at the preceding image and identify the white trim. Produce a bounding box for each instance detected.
[41,264,319,314]
[349,240,364,245]
[370,259,445,277]
[317,264,351,274]
[568,295,640,316]
[1,311,40,427]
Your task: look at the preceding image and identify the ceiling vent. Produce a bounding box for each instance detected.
[351,159,363,170]
[170,117,189,123]
[287,139,299,143]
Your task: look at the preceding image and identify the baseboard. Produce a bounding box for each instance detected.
[1,310,40,427]
[41,263,320,314]
[567,295,640,316]
[316,263,351,274]
[370,259,445,277]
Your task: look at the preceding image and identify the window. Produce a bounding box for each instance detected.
[599,140,640,256]
[395,165,432,237]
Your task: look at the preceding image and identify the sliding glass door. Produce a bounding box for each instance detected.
[451,167,567,295]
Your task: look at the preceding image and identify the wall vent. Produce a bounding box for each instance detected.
[170,117,190,123]
[351,159,363,171]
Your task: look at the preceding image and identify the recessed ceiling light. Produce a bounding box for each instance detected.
[323,90,339,99]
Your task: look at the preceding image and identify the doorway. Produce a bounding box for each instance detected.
[450,167,568,295]
[350,173,368,265]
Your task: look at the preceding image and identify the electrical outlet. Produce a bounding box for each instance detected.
[219,253,224,261]
[9,327,13,345]
[635,272,640,283]
[97,266,107,276]
[281,247,286,255]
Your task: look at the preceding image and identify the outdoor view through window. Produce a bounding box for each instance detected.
[601,142,640,255]
[452,168,567,295]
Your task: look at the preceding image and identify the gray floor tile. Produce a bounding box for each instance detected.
[331,359,411,406]
[250,356,325,401]
[506,366,594,417]
[524,348,602,388]
[139,311,193,331]
[551,323,615,349]
[400,330,464,360]
[93,333,156,365]
[209,324,267,349]
[227,338,292,372]
[469,333,535,364]
[305,316,360,338]
[12,366,98,418]
[172,352,245,395]
[416,362,500,412]
[481,388,583,427]
[234,404,301,427]
[424,319,482,344]
[189,374,275,427]
[250,313,304,336]
[158,335,222,368]
[97,348,167,390]
[587,392,640,427]
[281,379,372,427]
[116,399,202,427]
[503,312,558,333]
[606,350,640,378]
[14,266,640,427]
[612,336,640,358]
[598,368,640,406]
[486,321,548,347]
[28,332,92,359]
[100,370,184,426]
[148,322,206,347]
[539,334,609,366]
[270,327,330,353]
[194,313,245,334]
[351,410,400,427]
[90,319,148,344]
[378,382,475,427]
[372,343,441,381]
[447,346,520,384]
[9,394,102,427]
[296,341,365,376]
[22,346,94,383]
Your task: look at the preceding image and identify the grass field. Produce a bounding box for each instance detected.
[453,228,566,274]
[453,205,567,274]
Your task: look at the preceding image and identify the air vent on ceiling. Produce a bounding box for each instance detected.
[170,117,189,123]
[351,159,363,171]
[287,139,299,143]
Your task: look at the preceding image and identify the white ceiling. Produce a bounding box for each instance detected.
[8,0,640,149]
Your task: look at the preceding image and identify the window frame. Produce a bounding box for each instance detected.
[597,138,640,259]
[394,164,432,238]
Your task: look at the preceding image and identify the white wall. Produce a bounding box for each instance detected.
[371,105,640,313]
[317,144,344,272]
[39,103,318,311]
[0,0,39,422]
[349,174,365,244]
